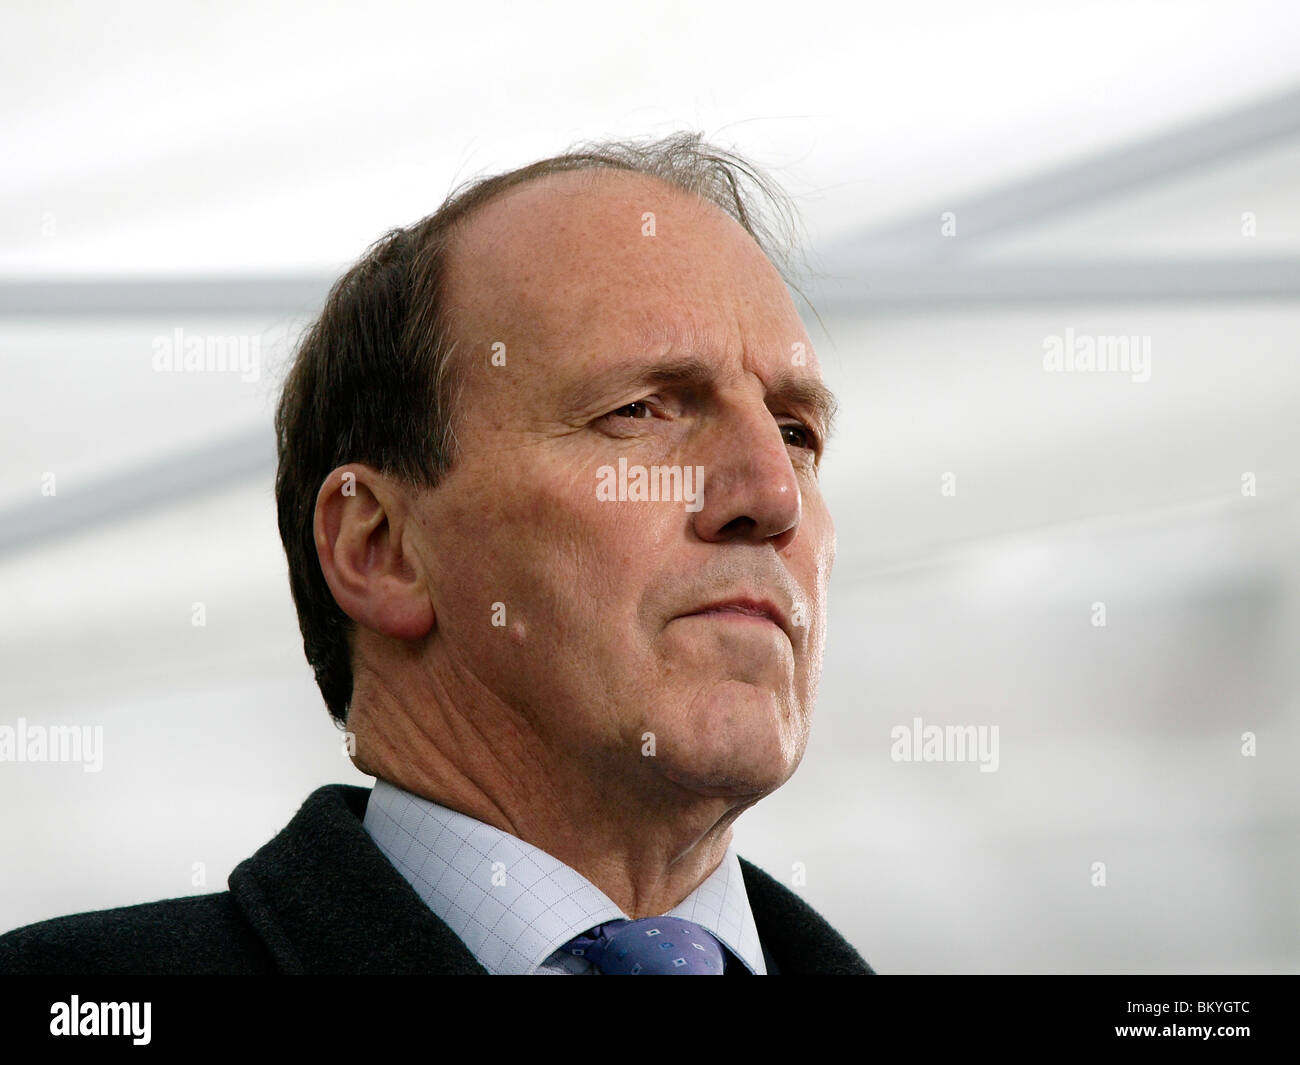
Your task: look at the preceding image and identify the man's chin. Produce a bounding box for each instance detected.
[639,682,810,799]
[655,755,796,801]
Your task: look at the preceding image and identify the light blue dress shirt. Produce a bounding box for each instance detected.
[362,777,767,975]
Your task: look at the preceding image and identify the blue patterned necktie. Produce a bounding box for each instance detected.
[560,916,728,974]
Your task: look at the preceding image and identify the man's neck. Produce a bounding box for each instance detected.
[347,692,754,918]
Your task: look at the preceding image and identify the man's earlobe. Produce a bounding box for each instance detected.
[313,464,435,641]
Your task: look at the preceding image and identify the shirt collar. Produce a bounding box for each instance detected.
[362,777,766,974]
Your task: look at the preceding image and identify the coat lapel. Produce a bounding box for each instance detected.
[228,784,487,974]
[740,857,875,974]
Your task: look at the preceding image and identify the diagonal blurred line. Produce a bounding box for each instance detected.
[0,428,276,559]
[821,84,1300,265]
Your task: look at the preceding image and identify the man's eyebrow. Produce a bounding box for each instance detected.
[574,354,839,441]
[765,369,839,442]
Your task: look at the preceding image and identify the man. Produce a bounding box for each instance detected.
[0,134,872,975]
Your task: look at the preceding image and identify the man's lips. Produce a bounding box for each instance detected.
[679,598,790,639]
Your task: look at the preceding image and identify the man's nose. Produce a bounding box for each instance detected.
[690,403,801,549]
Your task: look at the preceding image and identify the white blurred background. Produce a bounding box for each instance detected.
[1,0,1298,974]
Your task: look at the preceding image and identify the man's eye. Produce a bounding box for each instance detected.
[780,422,818,451]
[608,400,655,419]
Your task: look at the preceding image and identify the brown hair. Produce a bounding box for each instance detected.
[274,132,807,727]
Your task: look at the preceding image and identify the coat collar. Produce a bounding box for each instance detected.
[229,784,486,973]
[229,783,871,975]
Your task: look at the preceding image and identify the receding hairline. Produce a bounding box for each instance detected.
[441,163,763,276]
[432,163,790,389]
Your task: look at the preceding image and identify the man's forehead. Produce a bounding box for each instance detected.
[444,168,820,399]
[445,172,711,338]
[449,168,775,297]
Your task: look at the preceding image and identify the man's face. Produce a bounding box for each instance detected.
[409,169,836,802]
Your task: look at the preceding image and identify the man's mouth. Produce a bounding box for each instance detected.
[681,598,789,638]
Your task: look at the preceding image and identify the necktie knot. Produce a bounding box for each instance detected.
[560,916,727,974]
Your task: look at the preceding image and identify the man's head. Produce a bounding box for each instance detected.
[275,134,836,807]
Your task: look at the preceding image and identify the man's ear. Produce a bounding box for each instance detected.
[313,464,435,641]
